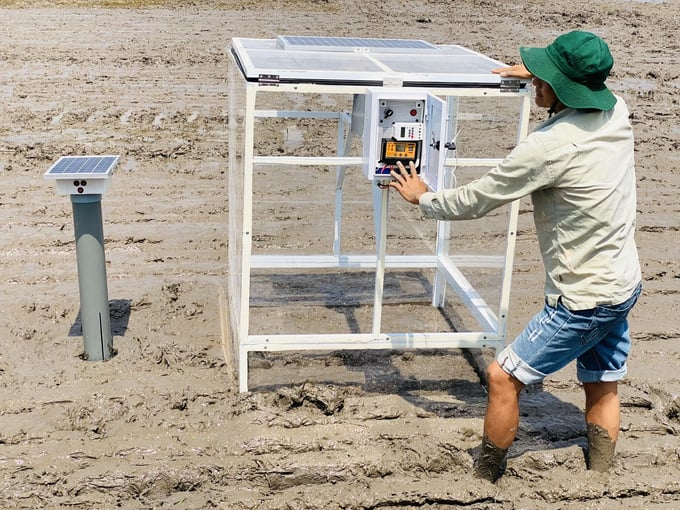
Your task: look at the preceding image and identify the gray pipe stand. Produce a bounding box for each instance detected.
[71,193,114,361]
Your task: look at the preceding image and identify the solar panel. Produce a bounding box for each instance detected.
[231,37,513,87]
[44,155,119,180]
[277,35,438,53]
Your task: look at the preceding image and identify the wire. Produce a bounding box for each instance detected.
[376,165,393,188]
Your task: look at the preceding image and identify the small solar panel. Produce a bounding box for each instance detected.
[44,155,119,180]
[277,36,438,53]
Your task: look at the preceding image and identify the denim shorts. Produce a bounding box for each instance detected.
[497,283,642,385]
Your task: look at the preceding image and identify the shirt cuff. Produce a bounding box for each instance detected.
[418,191,438,218]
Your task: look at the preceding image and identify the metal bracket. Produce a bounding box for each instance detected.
[500,79,521,93]
[258,74,280,86]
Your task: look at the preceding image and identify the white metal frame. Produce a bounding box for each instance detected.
[229,73,532,392]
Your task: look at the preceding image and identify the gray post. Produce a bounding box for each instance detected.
[71,194,114,361]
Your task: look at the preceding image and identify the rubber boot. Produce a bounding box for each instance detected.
[475,435,508,482]
[587,423,616,472]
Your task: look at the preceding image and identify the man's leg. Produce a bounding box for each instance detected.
[485,361,525,447]
[475,360,524,481]
[583,381,619,472]
[577,286,641,471]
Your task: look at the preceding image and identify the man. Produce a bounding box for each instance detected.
[388,31,641,481]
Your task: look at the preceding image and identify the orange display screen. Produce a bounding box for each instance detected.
[383,141,417,159]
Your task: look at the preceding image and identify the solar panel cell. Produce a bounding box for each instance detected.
[45,156,119,178]
[277,35,437,52]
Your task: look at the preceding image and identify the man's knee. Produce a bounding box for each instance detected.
[584,381,618,407]
[486,360,523,396]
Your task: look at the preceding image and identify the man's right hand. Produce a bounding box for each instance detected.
[388,161,428,205]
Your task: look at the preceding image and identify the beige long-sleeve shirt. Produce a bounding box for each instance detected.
[419,96,641,310]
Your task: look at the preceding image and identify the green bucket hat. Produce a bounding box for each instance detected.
[520,31,616,111]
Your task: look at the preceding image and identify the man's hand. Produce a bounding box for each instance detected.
[388,161,428,204]
[492,64,533,79]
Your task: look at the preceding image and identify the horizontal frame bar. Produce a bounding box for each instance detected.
[242,331,505,352]
[250,253,505,269]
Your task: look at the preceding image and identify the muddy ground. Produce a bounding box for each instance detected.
[0,0,678,508]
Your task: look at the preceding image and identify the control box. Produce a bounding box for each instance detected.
[362,88,447,191]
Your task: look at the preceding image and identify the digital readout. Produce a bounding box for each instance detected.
[384,141,417,159]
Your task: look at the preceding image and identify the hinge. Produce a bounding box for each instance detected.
[500,79,521,93]
[258,74,280,86]
[382,75,403,88]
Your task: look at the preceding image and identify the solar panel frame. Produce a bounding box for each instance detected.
[44,155,119,180]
